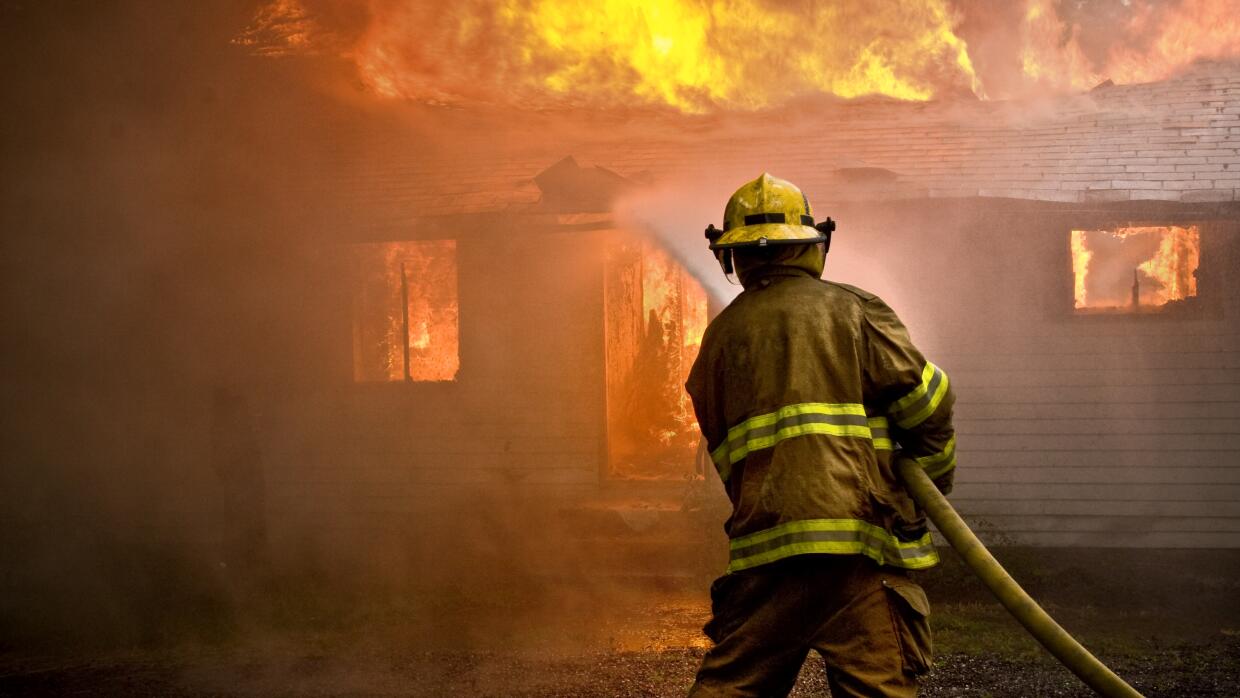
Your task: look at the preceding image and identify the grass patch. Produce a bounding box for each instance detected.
[932,602,1043,660]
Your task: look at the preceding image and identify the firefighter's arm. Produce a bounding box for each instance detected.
[862,296,957,494]
[685,334,730,482]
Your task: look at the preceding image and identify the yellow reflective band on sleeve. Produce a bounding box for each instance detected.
[868,416,892,451]
[915,435,957,480]
[717,403,873,469]
[728,518,939,572]
[890,362,950,429]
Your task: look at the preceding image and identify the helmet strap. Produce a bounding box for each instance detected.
[715,249,739,285]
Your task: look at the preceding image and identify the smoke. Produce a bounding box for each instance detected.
[613,179,741,309]
[0,0,445,649]
[612,171,920,333]
[1,1,730,655]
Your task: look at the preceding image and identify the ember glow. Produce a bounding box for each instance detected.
[241,0,1240,110]
[352,240,460,382]
[605,235,707,479]
[1070,226,1200,312]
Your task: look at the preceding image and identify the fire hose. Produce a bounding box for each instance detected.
[896,458,1145,698]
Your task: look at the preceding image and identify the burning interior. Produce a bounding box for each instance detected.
[1070,225,1201,313]
[351,240,460,382]
[604,235,708,480]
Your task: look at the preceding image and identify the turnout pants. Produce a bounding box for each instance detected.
[688,554,933,698]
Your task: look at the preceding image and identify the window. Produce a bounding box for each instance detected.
[351,240,459,382]
[604,235,708,480]
[1070,225,1200,314]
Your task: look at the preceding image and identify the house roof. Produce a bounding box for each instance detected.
[312,59,1240,235]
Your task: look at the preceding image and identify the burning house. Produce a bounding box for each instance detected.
[250,59,1240,569]
[8,2,1240,693]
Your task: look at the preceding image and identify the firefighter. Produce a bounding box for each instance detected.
[686,174,957,698]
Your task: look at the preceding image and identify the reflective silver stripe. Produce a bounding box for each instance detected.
[728,518,939,572]
[732,527,893,560]
[915,435,956,479]
[868,416,892,451]
[718,403,871,467]
[709,405,894,483]
[725,411,869,457]
[890,362,950,429]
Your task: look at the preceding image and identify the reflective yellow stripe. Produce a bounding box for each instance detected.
[915,435,956,480]
[714,403,874,475]
[890,362,950,429]
[890,363,935,413]
[868,416,892,451]
[728,518,939,572]
[735,422,871,460]
[723,402,866,443]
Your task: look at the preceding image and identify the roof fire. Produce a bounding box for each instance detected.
[238,0,1240,110]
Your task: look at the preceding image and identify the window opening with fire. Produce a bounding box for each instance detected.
[351,240,460,382]
[1070,225,1200,314]
[604,236,708,480]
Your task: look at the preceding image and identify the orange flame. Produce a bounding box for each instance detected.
[232,0,321,56]
[1070,229,1093,309]
[241,0,1240,108]
[605,235,707,479]
[1107,0,1240,84]
[1131,225,1200,304]
[1018,0,1240,93]
[352,240,460,382]
[1020,0,1099,92]
[244,0,981,110]
[1071,226,1199,312]
[359,0,983,110]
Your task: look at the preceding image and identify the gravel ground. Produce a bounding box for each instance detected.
[1,640,1238,697]
[4,561,1238,697]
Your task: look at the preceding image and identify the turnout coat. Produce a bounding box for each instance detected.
[686,261,956,573]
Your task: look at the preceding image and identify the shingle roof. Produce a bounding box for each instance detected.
[312,59,1240,234]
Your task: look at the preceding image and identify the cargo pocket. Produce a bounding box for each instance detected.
[882,577,933,675]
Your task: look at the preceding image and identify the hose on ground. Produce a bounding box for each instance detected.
[896,457,1145,698]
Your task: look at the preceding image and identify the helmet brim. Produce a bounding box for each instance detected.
[708,223,827,250]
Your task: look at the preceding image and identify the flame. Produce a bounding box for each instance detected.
[1017,0,1240,93]
[1019,0,1099,92]
[352,240,460,382]
[245,0,982,110]
[232,0,321,56]
[1131,225,1200,303]
[1071,226,1199,312]
[605,235,707,479]
[1070,229,1093,309]
[1106,0,1240,85]
[242,0,1240,108]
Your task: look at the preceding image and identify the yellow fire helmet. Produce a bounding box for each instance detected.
[705,173,834,250]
